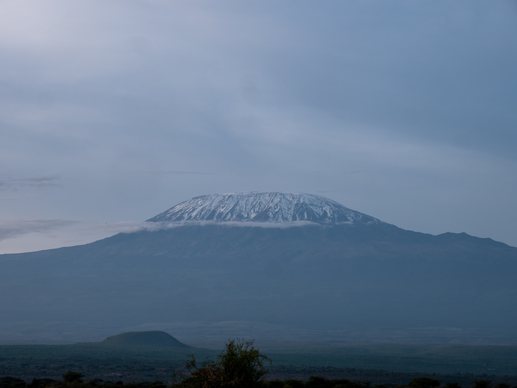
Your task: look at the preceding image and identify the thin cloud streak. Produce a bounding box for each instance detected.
[135,170,216,176]
[0,175,60,191]
[0,219,78,242]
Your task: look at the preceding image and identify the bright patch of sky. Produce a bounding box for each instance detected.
[1,1,516,253]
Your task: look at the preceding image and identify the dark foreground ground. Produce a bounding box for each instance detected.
[2,361,517,388]
[1,344,517,386]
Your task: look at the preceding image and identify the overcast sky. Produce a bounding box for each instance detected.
[1,0,516,253]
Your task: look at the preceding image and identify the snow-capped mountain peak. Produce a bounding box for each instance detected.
[147,192,381,225]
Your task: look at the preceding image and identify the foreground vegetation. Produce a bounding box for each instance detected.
[2,342,517,376]
[2,374,517,388]
[2,340,517,388]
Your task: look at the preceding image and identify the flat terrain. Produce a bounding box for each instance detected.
[264,344,517,375]
[1,343,517,385]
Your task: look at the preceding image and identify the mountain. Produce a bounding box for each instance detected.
[100,331,189,348]
[0,192,516,345]
[147,192,380,224]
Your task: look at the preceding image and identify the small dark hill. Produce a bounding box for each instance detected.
[101,331,189,348]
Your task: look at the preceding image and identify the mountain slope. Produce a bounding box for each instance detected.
[0,193,516,344]
[147,192,380,224]
[101,331,189,348]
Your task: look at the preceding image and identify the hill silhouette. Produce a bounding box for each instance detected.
[101,331,189,348]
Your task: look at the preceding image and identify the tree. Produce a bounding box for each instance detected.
[473,381,492,388]
[62,371,84,384]
[179,339,271,388]
[408,378,440,388]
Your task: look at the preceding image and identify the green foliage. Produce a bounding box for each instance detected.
[2,343,517,376]
[2,372,517,388]
[0,377,26,388]
[408,378,440,388]
[473,381,492,388]
[178,339,271,388]
[283,379,305,388]
[27,379,59,388]
[62,372,84,384]
[305,376,331,387]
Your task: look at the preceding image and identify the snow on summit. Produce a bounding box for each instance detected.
[147,192,381,225]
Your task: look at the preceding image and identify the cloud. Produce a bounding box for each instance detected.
[61,220,317,235]
[73,221,149,235]
[136,171,215,176]
[0,175,59,191]
[0,219,154,254]
[137,220,320,231]
[0,219,78,242]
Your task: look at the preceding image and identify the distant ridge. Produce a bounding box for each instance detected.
[147,192,381,224]
[101,331,189,348]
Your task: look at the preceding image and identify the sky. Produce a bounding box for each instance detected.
[1,0,516,253]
